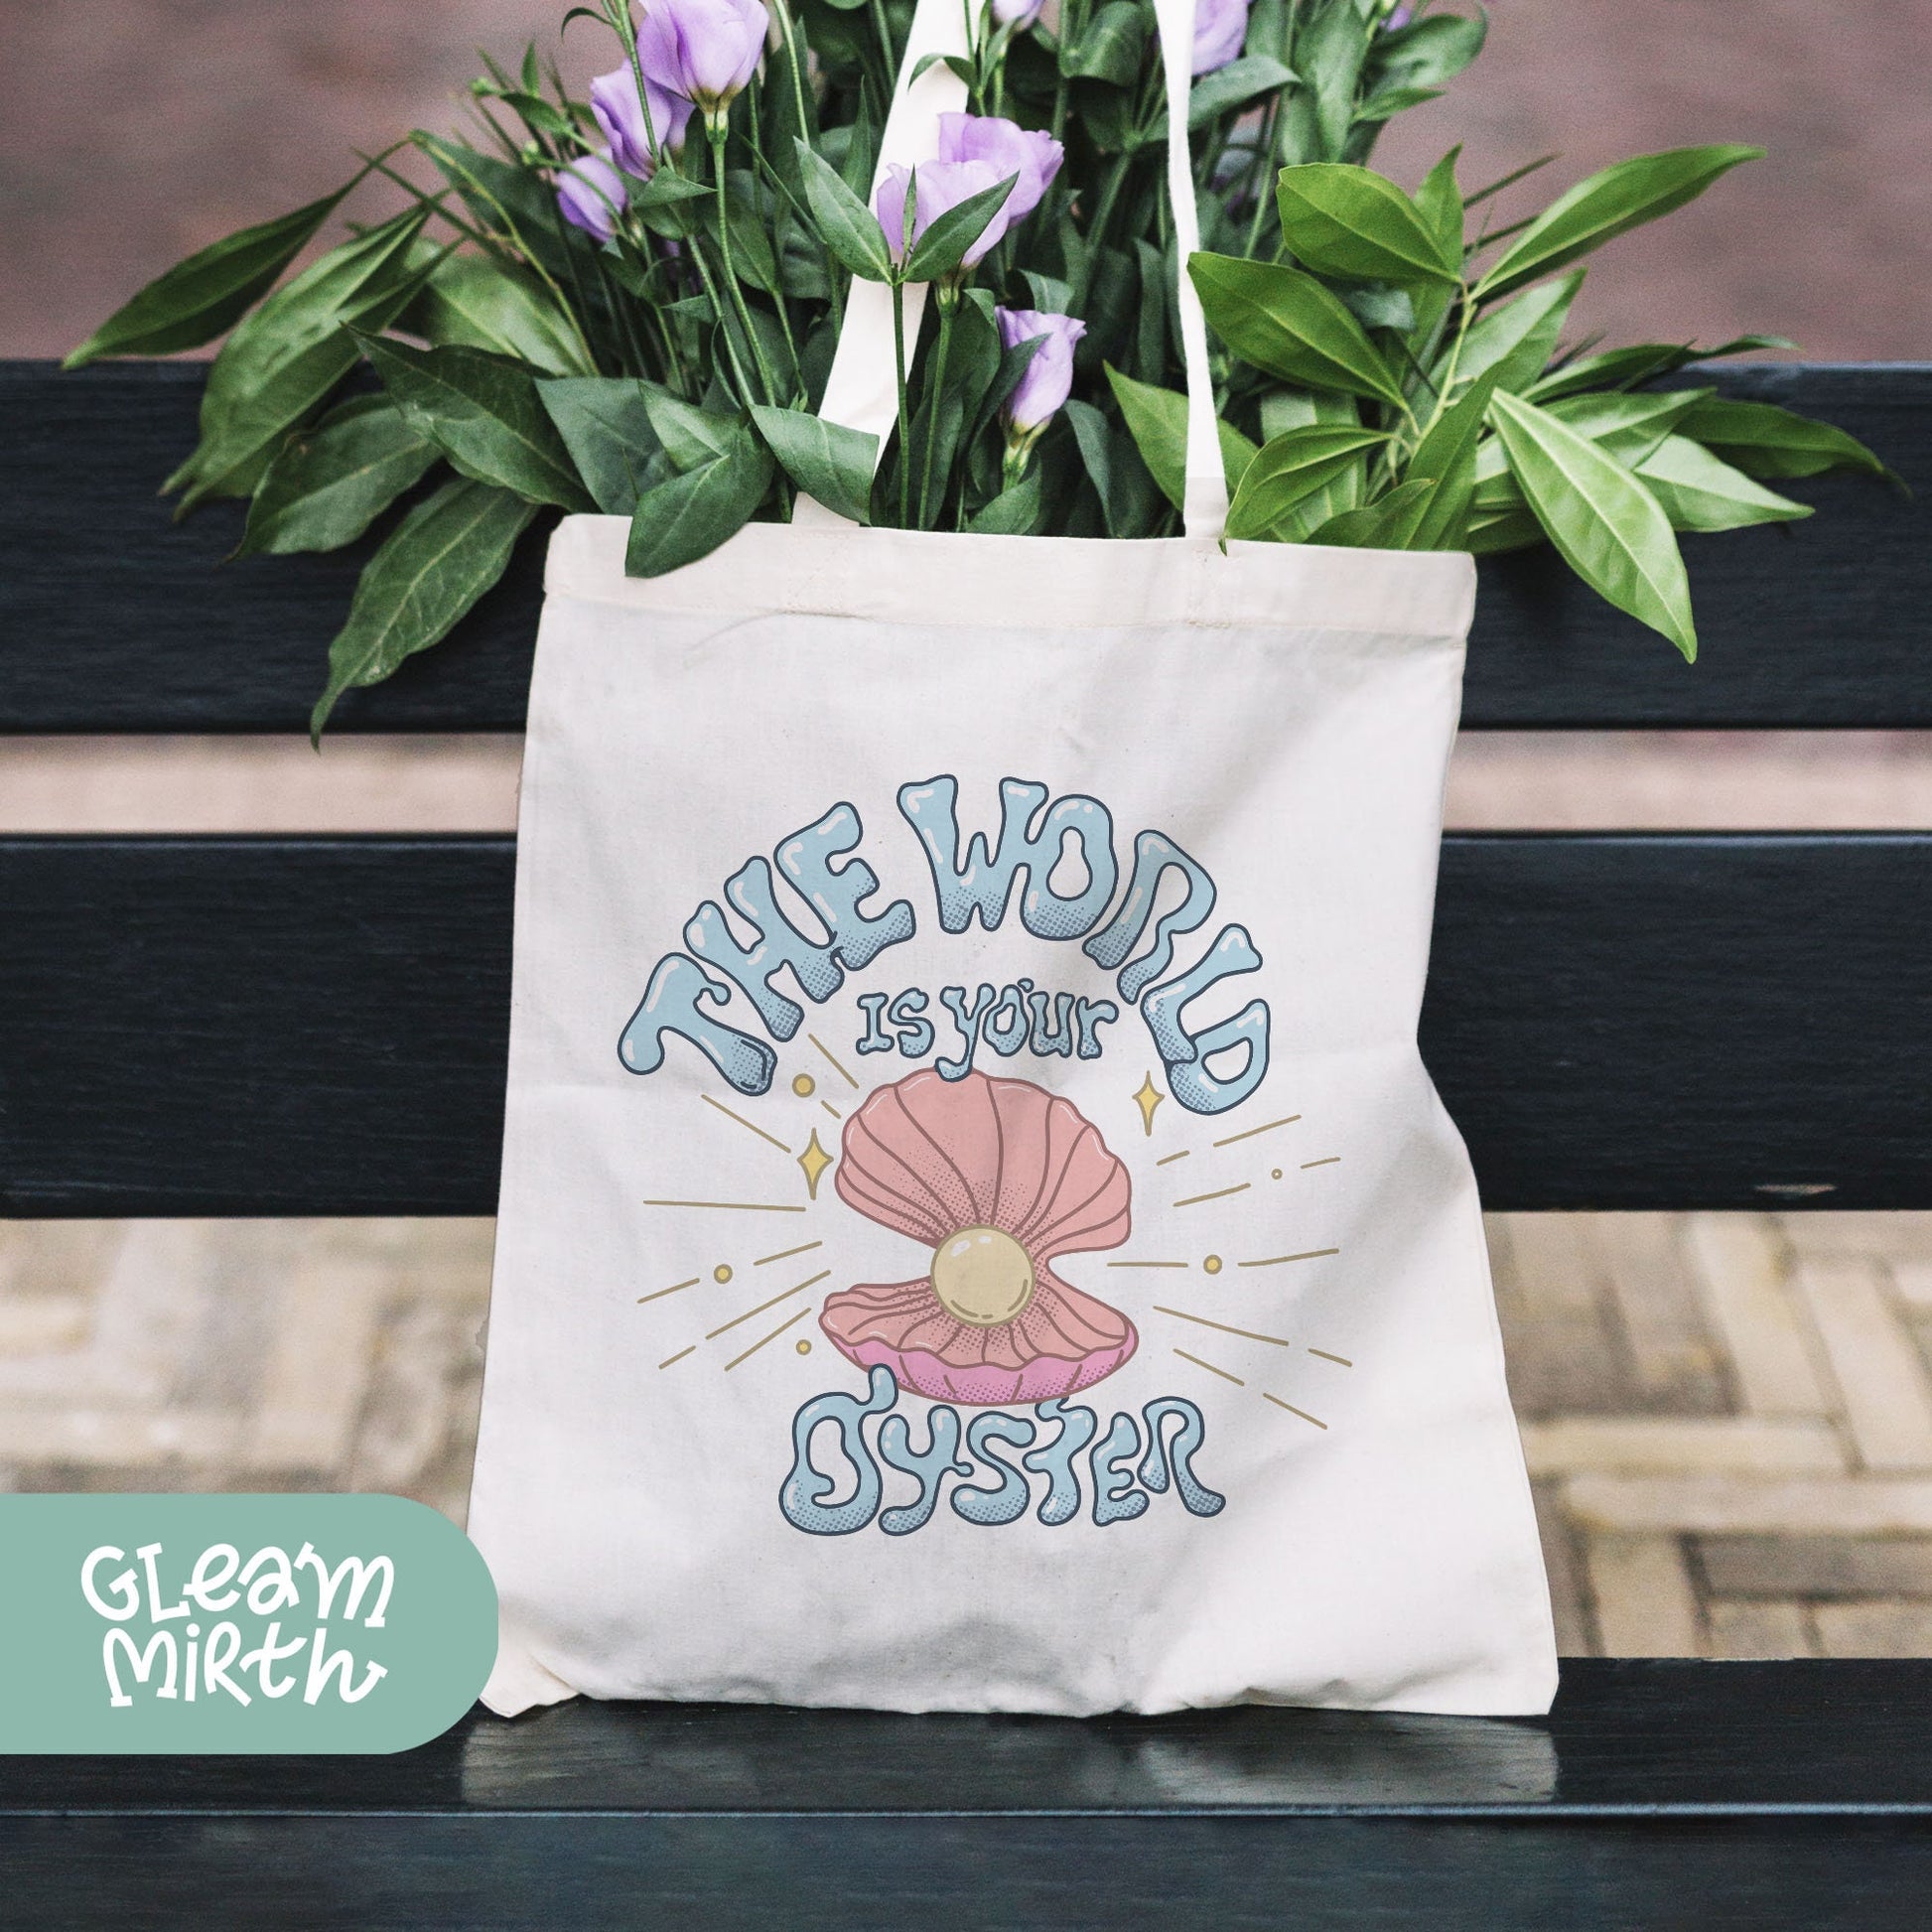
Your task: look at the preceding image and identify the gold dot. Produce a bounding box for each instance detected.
[713,1264,733,1284]
[792,1073,816,1098]
[1272,1169,1283,1180]
[795,1338,812,1355]
[1203,1254,1223,1276]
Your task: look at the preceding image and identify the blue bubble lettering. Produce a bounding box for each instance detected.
[1137,1398,1227,1517]
[878,1405,970,1536]
[1084,831,1218,1006]
[778,1366,897,1535]
[951,1413,1037,1526]
[936,982,997,1080]
[619,953,776,1095]
[774,803,915,974]
[1024,1399,1099,1526]
[1141,924,1270,1115]
[1089,1412,1150,1527]
[855,990,894,1055]
[888,988,934,1056]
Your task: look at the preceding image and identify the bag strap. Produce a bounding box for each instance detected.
[799,0,1228,540]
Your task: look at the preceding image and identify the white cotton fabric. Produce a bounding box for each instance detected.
[467,515,1558,1720]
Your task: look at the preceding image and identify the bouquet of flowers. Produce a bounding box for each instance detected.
[69,0,1890,733]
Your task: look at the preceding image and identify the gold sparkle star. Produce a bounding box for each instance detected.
[1134,1073,1165,1138]
[797,1128,834,1200]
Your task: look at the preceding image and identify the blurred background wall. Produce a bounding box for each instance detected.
[4,2,1932,1660]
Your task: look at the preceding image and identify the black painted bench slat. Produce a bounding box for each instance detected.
[4,358,1930,1926]
[7,1663,1932,1929]
[2,832,1926,1217]
[2,360,1928,734]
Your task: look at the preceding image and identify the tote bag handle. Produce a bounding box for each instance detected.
[799,0,1228,540]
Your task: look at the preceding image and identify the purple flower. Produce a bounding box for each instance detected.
[936,113,1062,224]
[557,149,626,243]
[590,62,694,175]
[1384,4,1415,29]
[996,308,1086,436]
[990,0,1044,24]
[874,160,1014,270]
[1191,0,1250,75]
[636,0,769,129]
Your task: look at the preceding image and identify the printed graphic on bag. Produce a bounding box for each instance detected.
[616,773,1351,1539]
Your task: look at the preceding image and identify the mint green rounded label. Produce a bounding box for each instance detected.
[0,1494,496,1753]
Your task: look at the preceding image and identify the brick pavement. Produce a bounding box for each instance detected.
[8,1208,1932,1657]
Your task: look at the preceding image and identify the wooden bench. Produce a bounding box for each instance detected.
[3,358,1929,1927]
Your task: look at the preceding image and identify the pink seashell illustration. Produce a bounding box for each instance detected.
[821,1067,1138,1405]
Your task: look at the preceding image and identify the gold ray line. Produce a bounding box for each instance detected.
[1107,1260,1189,1270]
[657,1345,697,1369]
[1173,1347,1245,1387]
[809,1033,860,1090]
[1174,1183,1250,1208]
[644,1199,808,1213]
[755,1239,823,1268]
[1301,1157,1340,1170]
[1212,1114,1302,1148]
[637,1276,701,1306]
[1310,1348,1354,1367]
[821,1101,844,1121]
[1263,1393,1327,1429]
[1239,1247,1340,1268]
[705,1270,832,1340]
[1154,1307,1295,1348]
[1155,1150,1192,1167]
[702,1093,793,1154]
[725,1304,814,1370]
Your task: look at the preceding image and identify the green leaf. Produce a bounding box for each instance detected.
[65,182,355,368]
[1489,388,1697,660]
[1259,388,1363,529]
[1064,398,1166,538]
[903,173,1018,283]
[169,207,433,508]
[538,376,666,515]
[402,251,592,376]
[640,388,737,472]
[795,139,893,281]
[1634,434,1815,533]
[1414,148,1465,266]
[1449,270,1584,395]
[1225,424,1389,540]
[1106,366,1261,511]
[625,426,775,576]
[1545,388,1710,469]
[1351,83,1443,127]
[238,395,437,555]
[1404,369,1499,549]
[1188,252,1406,404]
[1188,57,1297,130]
[1464,506,1545,555]
[751,404,878,522]
[1304,478,1440,550]
[354,335,593,511]
[1675,396,1900,485]
[1301,0,1372,159]
[1372,11,1487,92]
[1481,146,1764,299]
[1275,164,1459,286]
[1525,342,1698,403]
[1060,1,1148,85]
[311,478,536,739]
[413,132,579,283]
[967,471,1043,534]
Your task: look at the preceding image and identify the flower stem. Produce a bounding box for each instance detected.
[916,301,956,530]
[710,126,779,405]
[893,280,912,528]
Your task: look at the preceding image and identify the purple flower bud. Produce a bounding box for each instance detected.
[936,113,1062,225]
[996,307,1087,436]
[1384,4,1415,29]
[557,148,627,243]
[1191,0,1250,75]
[990,0,1045,25]
[590,62,695,176]
[874,160,1014,270]
[635,0,769,127]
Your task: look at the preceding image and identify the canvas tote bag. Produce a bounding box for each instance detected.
[468,0,1557,1721]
